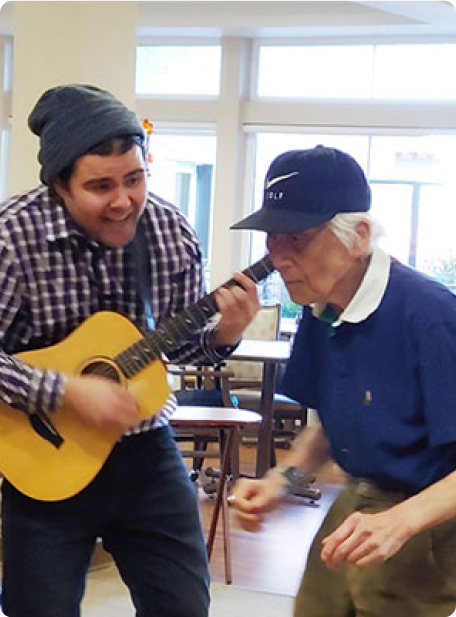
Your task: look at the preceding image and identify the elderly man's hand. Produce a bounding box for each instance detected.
[320,508,413,568]
[229,473,286,532]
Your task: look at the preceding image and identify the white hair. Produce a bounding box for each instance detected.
[327,212,384,254]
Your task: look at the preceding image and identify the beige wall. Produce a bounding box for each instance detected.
[9,1,137,194]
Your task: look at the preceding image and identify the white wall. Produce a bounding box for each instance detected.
[0,35,12,200]
[8,1,137,194]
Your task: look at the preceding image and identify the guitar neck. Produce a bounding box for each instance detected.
[116,255,275,378]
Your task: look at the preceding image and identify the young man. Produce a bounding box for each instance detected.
[0,84,259,617]
[230,146,456,617]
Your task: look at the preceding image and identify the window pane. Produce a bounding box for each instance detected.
[370,135,456,184]
[136,46,221,95]
[371,135,456,183]
[251,131,456,307]
[374,45,456,100]
[416,185,456,292]
[369,134,456,277]
[257,45,373,98]
[370,183,413,264]
[147,133,216,279]
[257,43,456,101]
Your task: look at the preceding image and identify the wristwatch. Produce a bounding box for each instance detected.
[272,465,301,493]
[271,466,322,502]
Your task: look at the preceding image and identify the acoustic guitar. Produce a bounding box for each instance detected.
[0,256,274,501]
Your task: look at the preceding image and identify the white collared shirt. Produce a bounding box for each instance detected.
[313,246,391,326]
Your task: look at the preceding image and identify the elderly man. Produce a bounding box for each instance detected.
[231,145,456,617]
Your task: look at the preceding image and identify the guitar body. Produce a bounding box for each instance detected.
[0,311,170,502]
[0,255,274,502]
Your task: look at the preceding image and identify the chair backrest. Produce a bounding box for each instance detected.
[242,303,281,341]
[170,364,237,408]
[225,304,281,386]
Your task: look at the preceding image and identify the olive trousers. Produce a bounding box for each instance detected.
[295,478,456,617]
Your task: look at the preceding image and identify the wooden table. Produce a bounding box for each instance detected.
[170,406,261,584]
[231,339,291,478]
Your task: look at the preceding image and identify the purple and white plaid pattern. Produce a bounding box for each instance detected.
[0,186,223,433]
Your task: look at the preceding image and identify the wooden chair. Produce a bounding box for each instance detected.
[170,364,241,478]
[225,305,307,453]
[225,304,282,390]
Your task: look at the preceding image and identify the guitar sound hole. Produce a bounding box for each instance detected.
[81,361,121,383]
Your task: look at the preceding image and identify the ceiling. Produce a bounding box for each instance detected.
[136,1,456,38]
[1,1,456,39]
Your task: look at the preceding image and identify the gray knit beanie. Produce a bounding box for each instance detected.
[28,84,145,185]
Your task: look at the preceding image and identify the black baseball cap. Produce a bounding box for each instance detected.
[232,146,371,233]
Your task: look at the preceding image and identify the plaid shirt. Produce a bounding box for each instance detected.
[0,185,227,433]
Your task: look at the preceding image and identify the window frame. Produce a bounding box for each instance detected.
[135,34,456,290]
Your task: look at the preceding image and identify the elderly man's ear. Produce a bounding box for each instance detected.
[353,220,371,257]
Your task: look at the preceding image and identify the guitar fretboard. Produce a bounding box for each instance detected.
[116,255,275,378]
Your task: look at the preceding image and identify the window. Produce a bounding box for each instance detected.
[258,45,373,98]
[250,131,456,308]
[136,45,221,96]
[369,182,413,265]
[256,43,456,100]
[374,44,456,100]
[134,37,456,311]
[146,131,217,284]
[369,134,456,275]
[416,185,456,292]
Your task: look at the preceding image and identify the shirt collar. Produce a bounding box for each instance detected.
[313,246,391,326]
[43,190,106,253]
[43,191,86,243]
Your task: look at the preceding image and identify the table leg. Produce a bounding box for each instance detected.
[206,427,233,584]
[220,429,232,584]
[255,362,277,478]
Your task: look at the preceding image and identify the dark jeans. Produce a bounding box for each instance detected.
[1,426,210,617]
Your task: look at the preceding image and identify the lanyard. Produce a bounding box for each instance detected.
[129,217,156,332]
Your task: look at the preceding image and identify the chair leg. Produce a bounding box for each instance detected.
[270,435,276,468]
[230,428,240,480]
[193,438,208,471]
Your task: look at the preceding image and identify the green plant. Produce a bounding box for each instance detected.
[425,254,456,292]
[281,301,302,320]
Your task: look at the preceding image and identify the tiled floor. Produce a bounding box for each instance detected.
[82,566,295,617]
[83,566,132,616]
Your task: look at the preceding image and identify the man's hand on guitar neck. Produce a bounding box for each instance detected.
[214,272,260,347]
[63,376,140,433]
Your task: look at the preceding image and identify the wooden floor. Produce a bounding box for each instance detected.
[196,442,345,596]
[81,435,344,599]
